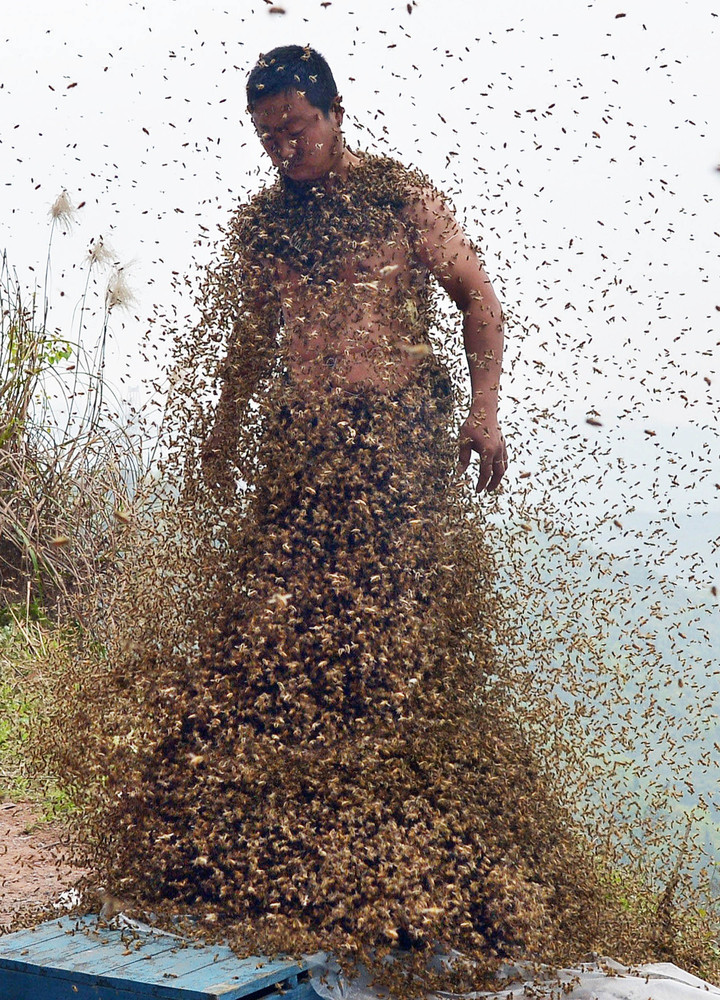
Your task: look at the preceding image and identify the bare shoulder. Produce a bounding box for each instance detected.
[393,176,483,304]
[406,186,472,255]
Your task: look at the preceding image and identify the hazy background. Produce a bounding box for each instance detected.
[2,0,719,586]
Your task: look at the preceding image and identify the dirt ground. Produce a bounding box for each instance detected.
[0,800,88,930]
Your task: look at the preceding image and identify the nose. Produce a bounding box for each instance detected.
[276,137,298,163]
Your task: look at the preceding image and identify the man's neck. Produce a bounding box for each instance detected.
[333,148,362,182]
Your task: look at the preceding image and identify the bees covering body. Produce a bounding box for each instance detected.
[33,43,705,1000]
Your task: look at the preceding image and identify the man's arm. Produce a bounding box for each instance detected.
[403,186,508,493]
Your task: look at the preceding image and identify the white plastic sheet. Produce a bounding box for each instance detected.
[307,955,720,1000]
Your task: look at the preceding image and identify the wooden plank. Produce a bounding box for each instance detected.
[0,916,318,1000]
[0,963,183,1000]
[0,954,201,1000]
[1,920,211,999]
[0,914,95,955]
[125,940,308,988]
[45,935,182,979]
[111,941,236,982]
[171,954,312,998]
[2,926,124,969]
[0,957,315,1000]
[76,934,186,975]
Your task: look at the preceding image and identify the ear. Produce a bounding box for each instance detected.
[330,94,344,126]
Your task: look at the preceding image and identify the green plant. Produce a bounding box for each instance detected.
[0,611,81,815]
[1,203,145,610]
[0,616,39,800]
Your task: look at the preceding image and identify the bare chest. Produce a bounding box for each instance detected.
[273,228,423,337]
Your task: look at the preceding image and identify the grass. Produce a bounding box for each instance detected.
[1,210,153,851]
[1,213,145,819]
[0,607,78,821]
[1,237,144,613]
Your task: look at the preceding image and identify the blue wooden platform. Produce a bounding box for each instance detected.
[0,914,318,999]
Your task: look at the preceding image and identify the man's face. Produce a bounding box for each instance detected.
[251,90,344,183]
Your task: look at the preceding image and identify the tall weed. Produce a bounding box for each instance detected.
[0,202,145,610]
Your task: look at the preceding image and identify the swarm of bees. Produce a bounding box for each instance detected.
[27,150,720,996]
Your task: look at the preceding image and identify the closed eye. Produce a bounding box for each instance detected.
[259,130,304,144]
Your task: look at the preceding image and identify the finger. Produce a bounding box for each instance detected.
[486,442,509,493]
[487,458,506,492]
[475,452,493,493]
[457,439,472,474]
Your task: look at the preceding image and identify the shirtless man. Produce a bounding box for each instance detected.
[203,44,507,493]
[130,50,544,963]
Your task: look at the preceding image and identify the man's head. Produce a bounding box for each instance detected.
[247,45,346,183]
[246,44,339,115]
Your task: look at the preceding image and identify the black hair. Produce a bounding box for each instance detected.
[246,44,339,115]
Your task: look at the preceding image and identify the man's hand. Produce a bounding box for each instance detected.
[458,411,508,493]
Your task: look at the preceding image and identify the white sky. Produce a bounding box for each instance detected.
[2,0,719,581]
